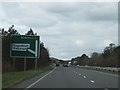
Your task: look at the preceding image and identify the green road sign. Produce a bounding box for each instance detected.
[10,35,40,58]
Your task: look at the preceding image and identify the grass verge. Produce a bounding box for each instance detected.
[2,66,53,88]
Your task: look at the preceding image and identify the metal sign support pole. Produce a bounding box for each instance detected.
[35,57,37,69]
[24,58,26,71]
[13,58,15,71]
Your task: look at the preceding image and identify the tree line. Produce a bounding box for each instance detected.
[71,43,120,67]
[1,25,50,73]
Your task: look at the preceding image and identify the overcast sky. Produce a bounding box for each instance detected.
[1,1,118,60]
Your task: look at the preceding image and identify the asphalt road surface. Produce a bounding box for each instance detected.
[14,66,119,89]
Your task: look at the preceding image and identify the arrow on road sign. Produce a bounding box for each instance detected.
[27,40,38,57]
[28,49,35,55]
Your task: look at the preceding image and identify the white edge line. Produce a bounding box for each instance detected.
[25,67,56,89]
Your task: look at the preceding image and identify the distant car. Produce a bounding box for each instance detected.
[56,64,60,66]
[77,65,80,67]
[63,64,68,67]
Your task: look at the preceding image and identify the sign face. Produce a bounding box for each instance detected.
[11,35,40,58]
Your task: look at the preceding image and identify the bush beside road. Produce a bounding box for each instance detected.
[2,66,53,88]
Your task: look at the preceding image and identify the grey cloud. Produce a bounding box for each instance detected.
[2,2,118,60]
[41,2,118,22]
[2,2,59,28]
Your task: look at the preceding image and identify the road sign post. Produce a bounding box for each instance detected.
[13,58,15,71]
[10,35,40,71]
[24,58,26,71]
[35,58,37,69]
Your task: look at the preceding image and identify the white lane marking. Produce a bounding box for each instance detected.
[83,76,86,78]
[90,80,95,83]
[104,88,109,90]
[25,67,56,89]
[79,74,81,76]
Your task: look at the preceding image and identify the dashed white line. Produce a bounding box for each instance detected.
[90,80,95,83]
[79,74,81,76]
[104,88,109,90]
[83,76,86,78]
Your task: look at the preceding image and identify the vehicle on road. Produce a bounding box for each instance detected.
[63,64,68,67]
[56,64,60,66]
[77,65,80,67]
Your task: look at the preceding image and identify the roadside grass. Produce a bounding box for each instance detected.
[2,66,53,88]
